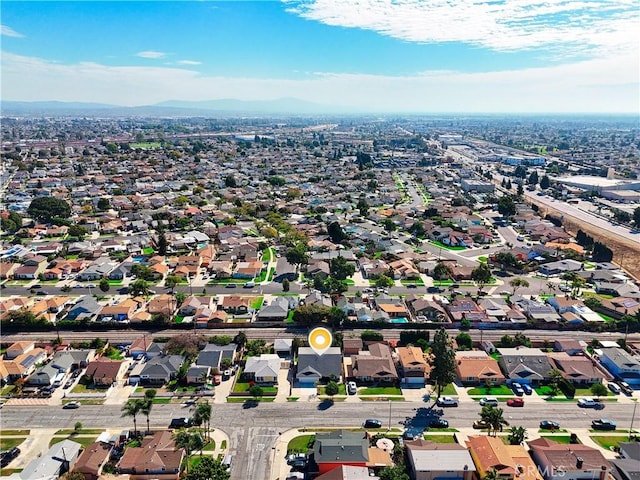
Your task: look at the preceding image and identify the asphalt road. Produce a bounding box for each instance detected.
[2,401,636,480]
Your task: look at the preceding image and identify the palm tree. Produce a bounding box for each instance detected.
[121,398,144,436]
[141,389,156,434]
[480,405,509,437]
[509,277,529,295]
[173,429,205,472]
[508,425,528,445]
[546,281,556,295]
[483,467,500,480]
[194,401,212,441]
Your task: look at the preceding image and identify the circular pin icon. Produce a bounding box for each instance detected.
[308,327,333,356]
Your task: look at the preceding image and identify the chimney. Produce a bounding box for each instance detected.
[576,457,583,469]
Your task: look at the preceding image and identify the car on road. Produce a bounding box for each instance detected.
[347,381,357,395]
[591,419,616,431]
[559,284,571,292]
[36,290,49,295]
[243,281,255,288]
[577,398,604,409]
[539,420,560,430]
[472,420,489,429]
[429,418,449,428]
[427,286,444,293]
[169,417,192,429]
[479,397,499,407]
[31,284,42,289]
[436,396,459,407]
[482,245,491,249]
[363,418,383,429]
[407,284,417,288]
[225,283,237,288]
[499,290,511,295]
[617,381,633,396]
[62,401,80,409]
[506,398,524,407]
[521,384,533,395]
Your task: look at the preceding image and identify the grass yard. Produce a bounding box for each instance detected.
[591,436,624,450]
[261,248,274,262]
[0,430,29,436]
[288,434,315,454]
[318,384,346,395]
[285,310,295,323]
[430,241,467,251]
[0,438,26,450]
[250,297,264,309]
[439,384,457,396]
[574,388,613,397]
[468,385,513,396]
[54,429,104,435]
[359,386,402,395]
[201,440,216,451]
[423,434,457,443]
[226,397,275,403]
[142,247,155,255]
[50,437,95,448]
[535,386,565,397]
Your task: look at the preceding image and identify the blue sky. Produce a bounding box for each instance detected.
[1,0,638,113]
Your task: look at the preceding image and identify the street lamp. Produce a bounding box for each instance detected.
[388,400,392,431]
[630,399,638,441]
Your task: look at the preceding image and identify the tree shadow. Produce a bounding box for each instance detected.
[242,400,258,409]
[317,399,334,411]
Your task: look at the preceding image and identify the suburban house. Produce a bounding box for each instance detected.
[65,296,102,321]
[553,339,584,356]
[446,297,487,323]
[117,430,185,480]
[219,295,251,315]
[538,259,583,276]
[396,346,429,387]
[138,355,184,386]
[467,435,543,480]
[1,345,47,382]
[17,439,82,480]
[598,347,640,386]
[342,338,364,356]
[274,339,293,358]
[257,297,291,322]
[129,337,162,360]
[243,354,281,384]
[348,343,398,384]
[405,439,476,480]
[194,343,237,371]
[527,438,610,480]
[27,349,94,386]
[547,353,603,385]
[610,442,640,480]
[97,298,140,322]
[186,365,210,385]
[313,430,392,475]
[177,296,215,317]
[296,347,342,385]
[455,351,506,386]
[73,441,113,480]
[498,347,553,385]
[84,358,127,387]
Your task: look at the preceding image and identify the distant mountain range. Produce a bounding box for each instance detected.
[1,98,356,117]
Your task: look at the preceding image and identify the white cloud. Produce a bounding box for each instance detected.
[1,51,637,113]
[284,0,639,57]
[1,25,25,38]
[177,60,202,65]
[136,51,167,59]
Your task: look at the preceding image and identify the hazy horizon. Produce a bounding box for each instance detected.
[2,1,638,114]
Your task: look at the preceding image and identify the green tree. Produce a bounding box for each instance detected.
[455,332,473,350]
[194,401,212,441]
[507,425,528,445]
[27,197,72,222]
[480,405,509,436]
[233,332,248,350]
[173,429,205,471]
[129,279,150,297]
[327,221,347,244]
[68,224,88,240]
[325,380,339,400]
[378,464,410,480]
[483,467,499,480]
[142,389,157,433]
[548,368,564,396]
[540,175,551,190]
[224,175,236,188]
[330,256,356,281]
[382,219,396,232]
[590,382,608,399]
[509,277,529,295]
[157,229,168,256]
[282,278,290,292]
[97,197,111,211]
[471,262,492,294]
[497,195,516,218]
[432,262,451,280]
[99,278,110,293]
[429,328,456,398]
[184,456,230,480]
[74,421,83,433]
[285,242,309,272]
[121,399,144,436]
[356,197,369,217]
[374,274,394,289]
[248,385,264,400]
[165,275,181,292]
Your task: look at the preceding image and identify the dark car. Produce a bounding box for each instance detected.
[521,384,533,395]
[62,401,80,409]
[403,426,425,440]
[363,418,383,429]
[0,447,20,467]
[429,418,449,429]
[591,419,616,431]
[169,417,192,429]
[427,286,444,293]
[539,420,560,430]
[36,290,49,296]
[225,283,237,288]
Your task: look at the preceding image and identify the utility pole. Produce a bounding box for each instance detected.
[630,399,638,441]
[388,399,392,431]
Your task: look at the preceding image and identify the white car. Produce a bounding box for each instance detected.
[577,397,603,409]
[436,396,459,407]
[479,397,499,407]
[347,381,357,395]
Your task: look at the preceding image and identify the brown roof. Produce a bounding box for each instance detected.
[456,357,505,383]
[85,359,124,380]
[396,346,428,368]
[118,431,184,473]
[467,436,543,480]
[74,441,112,477]
[528,438,610,470]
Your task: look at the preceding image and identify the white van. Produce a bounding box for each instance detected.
[607,382,621,394]
[222,454,232,471]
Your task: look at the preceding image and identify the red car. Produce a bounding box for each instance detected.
[507,398,524,407]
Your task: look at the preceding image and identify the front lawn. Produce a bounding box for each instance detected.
[250,297,264,309]
[288,434,315,454]
[318,384,346,395]
[359,386,402,395]
[539,435,574,444]
[535,386,565,398]
[468,385,513,396]
[423,434,457,443]
[50,437,95,448]
[439,384,458,396]
[430,241,467,251]
[0,438,26,450]
[574,388,613,397]
[232,382,277,394]
[591,436,624,450]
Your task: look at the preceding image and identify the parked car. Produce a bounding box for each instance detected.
[347,381,357,395]
[436,396,459,407]
[407,284,417,289]
[62,401,80,409]
[511,382,525,396]
[521,384,533,395]
[577,398,604,409]
[479,397,499,407]
[169,417,192,429]
[507,398,524,407]
[403,426,424,439]
[427,286,444,293]
[591,418,616,430]
[243,281,255,288]
[225,283,237,288]
[539,420,560,430]
[617,381,634,396]
[473,420,489,429]
[63,380,74,389]
[607,382,621,394]
[0,447,20,467]
[429,418,449,428]
[499,290,511,295]
[363,418,382,429]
